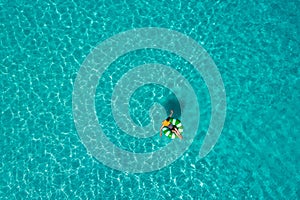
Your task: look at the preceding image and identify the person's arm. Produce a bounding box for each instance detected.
[168,110,174,118]
[159,125,164,136]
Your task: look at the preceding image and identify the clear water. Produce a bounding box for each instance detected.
[1,0,299,199]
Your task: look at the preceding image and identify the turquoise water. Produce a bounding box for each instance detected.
[1,0,300,199]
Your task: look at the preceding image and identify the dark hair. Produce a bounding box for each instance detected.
[166,117,171,121]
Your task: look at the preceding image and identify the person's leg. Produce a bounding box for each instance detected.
[172,128,182,139]
[175,128,183,139]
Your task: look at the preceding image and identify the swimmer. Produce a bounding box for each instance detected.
[159,110,183,139]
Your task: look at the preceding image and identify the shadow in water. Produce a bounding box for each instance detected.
[163,97,181,119]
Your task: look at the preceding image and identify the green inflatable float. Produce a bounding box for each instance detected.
[162,118,184,139]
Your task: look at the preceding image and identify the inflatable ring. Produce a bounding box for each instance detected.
[162,118,184,139]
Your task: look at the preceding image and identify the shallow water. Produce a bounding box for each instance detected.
[1,0,299,199]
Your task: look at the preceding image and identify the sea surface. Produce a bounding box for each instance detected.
[1,0,299,199]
